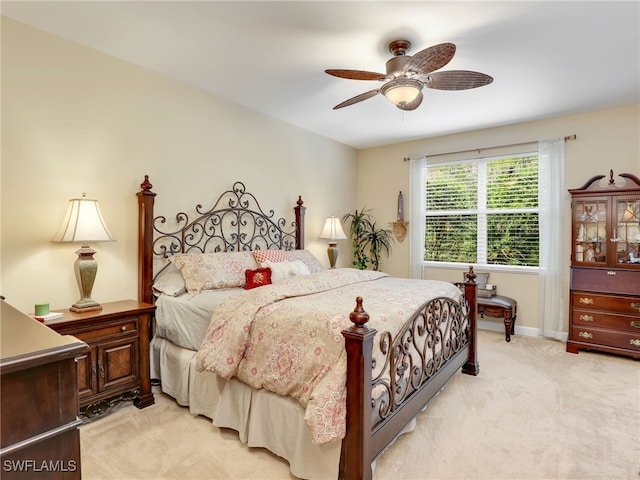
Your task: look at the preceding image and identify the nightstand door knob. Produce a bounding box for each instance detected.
[121,326,127,332]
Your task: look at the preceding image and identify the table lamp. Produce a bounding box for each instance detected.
[52,193,115,312]
[319,215,347,268]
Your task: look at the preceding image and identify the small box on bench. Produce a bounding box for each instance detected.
[478,284,496,298]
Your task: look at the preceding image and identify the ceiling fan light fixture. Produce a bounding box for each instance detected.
[380,78,422,106]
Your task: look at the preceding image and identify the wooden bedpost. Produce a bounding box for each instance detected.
[462,265,480,376]
[137,175,156,305]
[294,196,305,249]
[340,297,376,480]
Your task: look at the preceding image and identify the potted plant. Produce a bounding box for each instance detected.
[342,208,394,271]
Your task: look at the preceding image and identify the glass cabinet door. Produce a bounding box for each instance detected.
[573,198,608,265]
[614,197,640,265]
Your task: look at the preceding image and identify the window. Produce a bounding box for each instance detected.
[424,153,539,267]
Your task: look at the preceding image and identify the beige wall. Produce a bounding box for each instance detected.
[1,18,358,313]
[3,17,639,335]
[357,104,640,334]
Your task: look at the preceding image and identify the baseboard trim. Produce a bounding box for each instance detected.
[477,319,568,342]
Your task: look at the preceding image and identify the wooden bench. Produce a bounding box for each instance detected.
[477,295,518,342]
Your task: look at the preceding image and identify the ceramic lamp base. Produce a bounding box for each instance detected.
[71,245,102,312]
[327,242,339,269]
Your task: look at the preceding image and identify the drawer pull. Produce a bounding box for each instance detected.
[121,326,127,332]
[579,297,594,305]
[631,303,640,312]
[579,315,594,322]
[578,331,593,339]
[631,321,640,328]
[606,271,617,276]
[630,339,640,347]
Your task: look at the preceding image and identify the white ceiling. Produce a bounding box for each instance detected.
[2,1,639,150]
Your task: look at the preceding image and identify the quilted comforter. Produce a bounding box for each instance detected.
[195,268,462,444]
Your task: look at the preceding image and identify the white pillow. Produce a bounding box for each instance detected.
[152,263,187,297]
[285,250,325,273]
[262,260,310,283]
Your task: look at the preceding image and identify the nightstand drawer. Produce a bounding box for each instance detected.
[572,326,640,352]
[71,318,138,342]
[571,292,640,315]
[572,309,640,333]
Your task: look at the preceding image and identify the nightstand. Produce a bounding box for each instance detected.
[46,300,156,419]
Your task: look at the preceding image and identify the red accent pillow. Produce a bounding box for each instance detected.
[252,249,287,264]
[244,267,272,289]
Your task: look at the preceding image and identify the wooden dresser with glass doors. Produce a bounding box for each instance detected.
[567,170,640,359]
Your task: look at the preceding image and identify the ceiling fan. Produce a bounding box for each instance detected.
[325,39,493,111]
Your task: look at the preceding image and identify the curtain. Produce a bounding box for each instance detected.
[538,138,566,339]
[409,156,426,279]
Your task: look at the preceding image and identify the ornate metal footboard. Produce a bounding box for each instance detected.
[340,269,478,480]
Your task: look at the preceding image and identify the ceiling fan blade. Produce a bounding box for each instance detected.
[333,89,380,109]
[404,42,456,74]
[423,70,494,90]
[325,69,386,81]
[396,91,423,111]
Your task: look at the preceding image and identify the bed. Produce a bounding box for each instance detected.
[136,175,479,480]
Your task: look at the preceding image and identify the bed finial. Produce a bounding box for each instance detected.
[349,296,370,328]
[140,175,153,192]
[465,265,476,284]
[297,195,304,208]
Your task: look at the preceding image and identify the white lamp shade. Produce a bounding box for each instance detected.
[52,195,115,243]
[319,216,347,241]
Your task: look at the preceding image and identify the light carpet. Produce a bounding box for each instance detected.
[80,330,639,479]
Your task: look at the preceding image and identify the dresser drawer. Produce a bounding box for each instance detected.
[571,326,640,352]
[572,309,640,333]
[571,267,640,296]
[70,318,139,342]
[571,292,640,315]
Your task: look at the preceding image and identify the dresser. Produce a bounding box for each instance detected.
[567,171,640,359]
[46,300,156,418]
[1,301,87,479]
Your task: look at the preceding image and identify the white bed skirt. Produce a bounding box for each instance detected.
[150,336,342,480]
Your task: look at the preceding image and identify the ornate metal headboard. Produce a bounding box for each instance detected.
[137,175,305,304]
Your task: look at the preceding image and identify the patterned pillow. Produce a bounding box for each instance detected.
[170,252,259,296]
[244,267,272,289]
[285,250,325,273]
[252,249,288,264]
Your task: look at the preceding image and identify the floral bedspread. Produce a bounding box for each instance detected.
[195,268,462,444]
